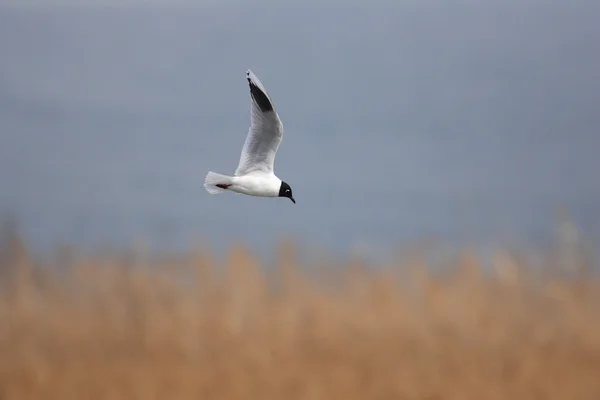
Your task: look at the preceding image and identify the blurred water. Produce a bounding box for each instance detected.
[1,1,599,258]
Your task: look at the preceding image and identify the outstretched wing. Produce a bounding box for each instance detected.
[234,70,284,176]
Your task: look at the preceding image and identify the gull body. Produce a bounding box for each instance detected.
[217,172,281,197]
[204,70,295,204]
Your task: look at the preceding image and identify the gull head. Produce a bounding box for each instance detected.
[278,181,295,204]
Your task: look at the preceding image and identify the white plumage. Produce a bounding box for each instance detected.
[235,70,283,176]
[204,70,295,204]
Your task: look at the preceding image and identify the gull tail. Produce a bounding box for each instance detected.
[204,171,234,194]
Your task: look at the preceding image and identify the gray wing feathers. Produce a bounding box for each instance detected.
[235,70,283,176]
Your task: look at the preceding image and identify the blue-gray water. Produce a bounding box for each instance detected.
[1,1,599,259]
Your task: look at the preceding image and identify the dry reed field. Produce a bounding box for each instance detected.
[1,233,600,400]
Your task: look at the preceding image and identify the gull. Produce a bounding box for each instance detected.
[204,70,295,204]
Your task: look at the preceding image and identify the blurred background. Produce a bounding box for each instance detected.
[2,3,600,399]
[1,0,599,260]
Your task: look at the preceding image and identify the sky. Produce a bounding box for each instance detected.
[1,0,598,259]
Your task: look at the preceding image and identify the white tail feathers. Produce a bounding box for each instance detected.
[204,171,233,194]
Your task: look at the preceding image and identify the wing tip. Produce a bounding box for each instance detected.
[246,69,274,113]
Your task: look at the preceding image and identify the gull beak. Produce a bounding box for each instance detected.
[290,197,296,204]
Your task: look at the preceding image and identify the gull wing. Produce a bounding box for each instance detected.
[234,70,284,176]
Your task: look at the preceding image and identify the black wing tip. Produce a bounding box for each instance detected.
[246,71,274,113]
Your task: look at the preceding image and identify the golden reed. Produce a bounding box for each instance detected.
[1,236,599,399]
